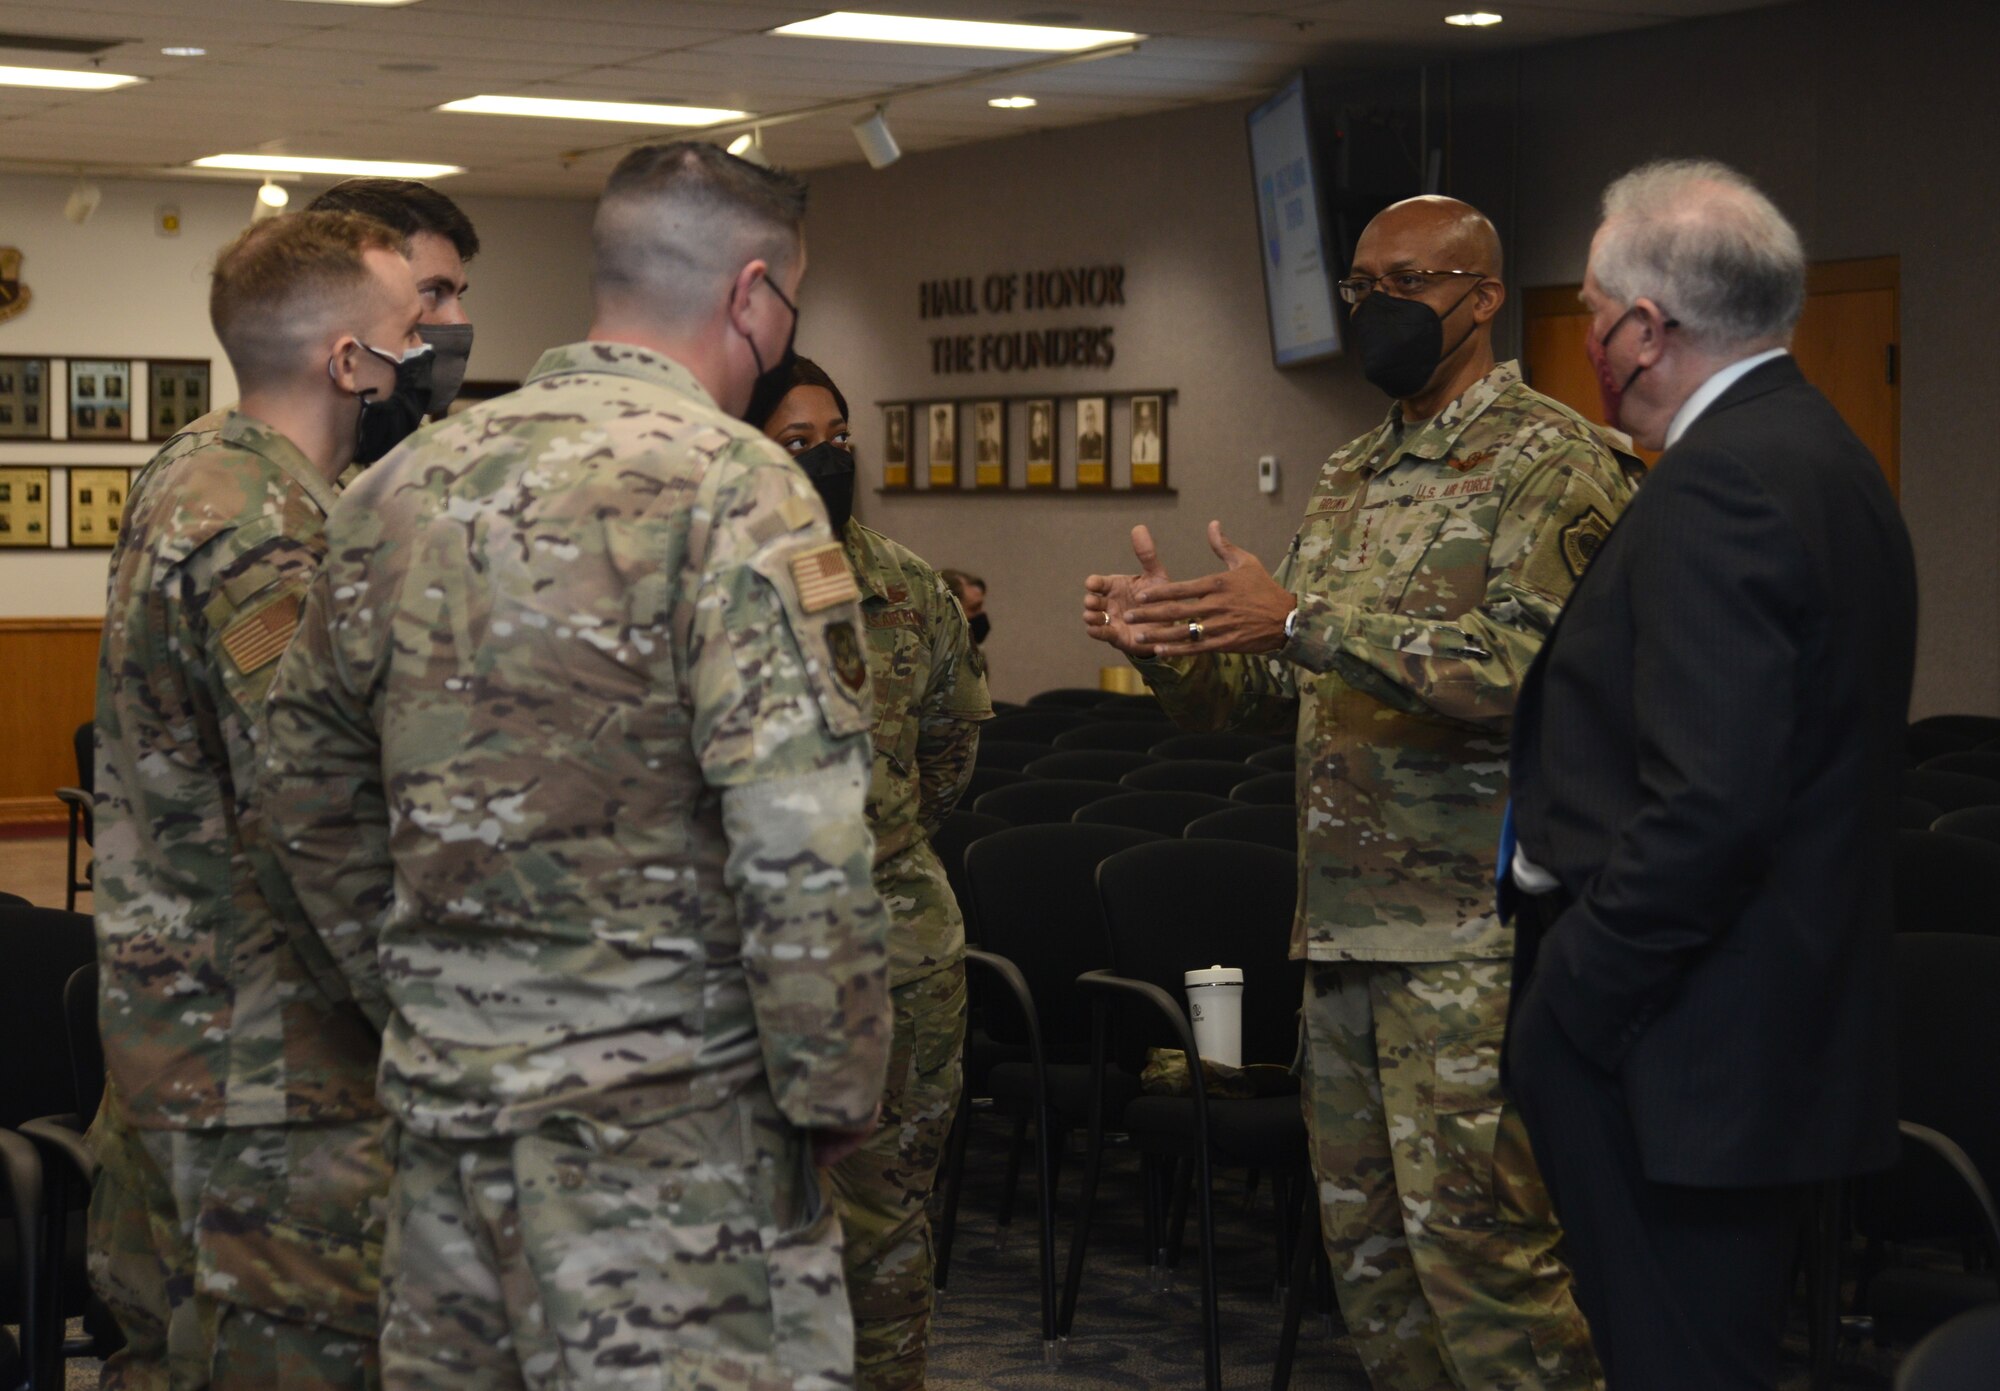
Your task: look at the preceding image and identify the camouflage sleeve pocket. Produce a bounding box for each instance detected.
[750,538,871,741]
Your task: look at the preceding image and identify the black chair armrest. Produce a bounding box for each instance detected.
[1075,969,1212,1114]
[20,1115,93,1187]
[964,949,1049,1078]
[53,788,88,811]
[1899,1120,2000,1279]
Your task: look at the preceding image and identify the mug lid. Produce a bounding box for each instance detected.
[1184,965,1244,987]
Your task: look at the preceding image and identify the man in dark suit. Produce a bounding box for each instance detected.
[1504,159,1918,1390]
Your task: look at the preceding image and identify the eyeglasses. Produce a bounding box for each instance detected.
[1335,269,1487,305]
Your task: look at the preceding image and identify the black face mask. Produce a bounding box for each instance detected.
[341,342,435,465]
[1347,282,1483,401]
[740,275,799,423]
[416,323,473,417]
[968,612,991,645]
[794,441,855,534]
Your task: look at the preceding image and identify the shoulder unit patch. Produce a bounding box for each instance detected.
[1559,508,1614,580]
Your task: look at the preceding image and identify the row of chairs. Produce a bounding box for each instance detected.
[0,902,114,1390]
[937,824,1307,1391]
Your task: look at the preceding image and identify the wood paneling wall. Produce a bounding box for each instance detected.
[0,619,100,827]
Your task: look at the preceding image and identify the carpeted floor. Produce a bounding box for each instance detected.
[926,1107,1904,1390]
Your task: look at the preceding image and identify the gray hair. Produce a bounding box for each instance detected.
[1592,159,1806,351]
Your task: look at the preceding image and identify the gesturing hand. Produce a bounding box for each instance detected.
[1082,524,1173,657]
[1124,520,1294,657]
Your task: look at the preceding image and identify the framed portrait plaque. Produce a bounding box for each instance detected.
[0,357,52,440]
[1074,396,1109,490]
[972,400,1005,490]
[0,466,52,547]
[927,402,957,489]
[881,404,911,490]
[147,358,212,441]
[69,358,134,441]
[1129,394,1167,489]
[1024,398,1056,489]
[68,466,133,548]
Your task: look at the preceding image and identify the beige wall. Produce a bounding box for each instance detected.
[803,102,1393,704]
[0,174,593,617]
[1466,0,1999,717]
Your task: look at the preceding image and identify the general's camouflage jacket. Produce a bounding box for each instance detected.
[1142,362,1637,962]
[259,342,891,1140]
[95,409,379,1129]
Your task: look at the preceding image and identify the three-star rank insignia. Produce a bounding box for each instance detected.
[826,619,868,691]
[1560,507,1613,580]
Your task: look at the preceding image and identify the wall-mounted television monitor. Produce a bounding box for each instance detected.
[1248,73,1342,368]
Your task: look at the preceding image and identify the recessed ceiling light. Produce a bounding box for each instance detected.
[1445,12,1504,26]
[192,153,465,179]
[0,63,143,91]
[988,95,1038,109]
[438,94,748,125]
[161,46,207,58]
[772,12,1140,51]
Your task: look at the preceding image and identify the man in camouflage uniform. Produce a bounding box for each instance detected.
[90,210,428,1389]
[259,142,891,1391]
[753,358,993,1389]
[1084,197,1635,1391]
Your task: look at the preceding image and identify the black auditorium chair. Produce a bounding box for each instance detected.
[977,739,1052,771]
[1912,714,2000,751]
[1091,699,1171,723]
[1900,797,1944,831]
[55,721,93,911]
[975,778,1120,827]
[1062,839,1307,1391]
[964,767,1028,805]
[1022,750,1155,784]
[1121,759,1256,798]
[1905,769,2000,815]
[1028,688,1117,710]
[1851,934,2000,1346]
[938,822,1163,1356]
[1934,806,2000,846]
[986,710,1096,744]
[1149,732,1284,763]
[1184,803,1297,854]
[1245,744,1296,773]
[1072,791,1232,837]
[1052,721,1178,752]
[1925,751,2000,785]
[1896,1306,2000,1391]
[0,906,110,1388]
[1230,771,1297,806]
[1892,831,2000,936]
[931,810,1011,943]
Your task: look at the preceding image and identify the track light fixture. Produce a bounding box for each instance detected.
[852,106,901,170]
[727,128,771,168]
[252,179,289,222]
[64,176,103,225]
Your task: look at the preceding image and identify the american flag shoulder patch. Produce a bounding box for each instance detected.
[790,542,860,614]
[220,591,302,675]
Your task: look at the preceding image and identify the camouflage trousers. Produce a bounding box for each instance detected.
[830,962,967,1391]
[1300,960,1601,1391]
[87,1087,388,1391]
[379,1086,854,1391]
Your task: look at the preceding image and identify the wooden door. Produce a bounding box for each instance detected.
[1521,256,1900,491]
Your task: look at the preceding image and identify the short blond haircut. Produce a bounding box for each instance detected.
[210,210,408,390]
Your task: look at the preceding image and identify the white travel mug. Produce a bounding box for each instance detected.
[1183,965,1245,1068]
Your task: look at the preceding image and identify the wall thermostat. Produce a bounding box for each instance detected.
[1257,455,1279,494]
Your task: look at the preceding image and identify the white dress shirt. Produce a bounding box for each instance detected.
[1509,347,1789,894]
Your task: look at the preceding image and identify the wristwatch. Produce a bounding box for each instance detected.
[1283,606,1300,642]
